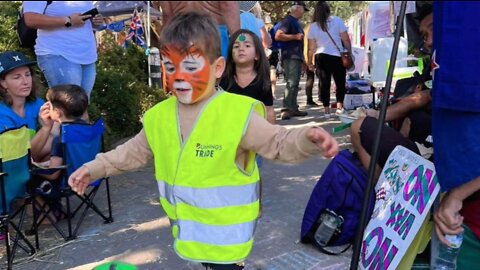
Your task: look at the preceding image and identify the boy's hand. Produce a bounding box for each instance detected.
[306,127,339,158]
[68,166,92,195]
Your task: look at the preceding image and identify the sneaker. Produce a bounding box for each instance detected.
[291,110,308,117]
[336,108,345,115]
[35,181,52,195]
[280,111,291,120]
[324,113,331,119]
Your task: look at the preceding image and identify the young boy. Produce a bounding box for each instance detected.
[68,12,338,270]
[29,84,88,222]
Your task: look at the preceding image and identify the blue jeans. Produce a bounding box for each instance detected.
[282,58,302,111]
[37,54,96,100]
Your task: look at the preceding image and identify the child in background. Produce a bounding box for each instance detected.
[221,29,275,124]
[68,12,338,270]
[221,29,275,216]
[28,84,88,223]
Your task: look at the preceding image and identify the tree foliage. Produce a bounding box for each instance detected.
[261,1,368,25]
[0,2,166,148]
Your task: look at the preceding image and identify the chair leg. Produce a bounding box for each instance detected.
[105,179,113,223]
[5,204,36,267]
[28,197,69,241]
[31,181,114,241]
[31,197,39,250]
[65,195,74,241]
[1,216,12,270]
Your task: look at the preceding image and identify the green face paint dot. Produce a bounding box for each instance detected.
[237,34,246,42]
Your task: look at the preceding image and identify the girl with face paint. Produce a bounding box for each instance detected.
[220,29,275,125]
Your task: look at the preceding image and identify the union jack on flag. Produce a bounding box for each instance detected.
[125,9,147,49]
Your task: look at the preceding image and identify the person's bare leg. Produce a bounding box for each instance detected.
[351,117,382,182]
[399,117,411,138]
[270,67,277,99]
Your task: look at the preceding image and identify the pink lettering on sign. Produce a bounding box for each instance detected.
[403,165,437,214]
[362,227,399,270]
[385,202,416,240]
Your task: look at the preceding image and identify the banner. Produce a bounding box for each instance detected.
[360,146,440,270]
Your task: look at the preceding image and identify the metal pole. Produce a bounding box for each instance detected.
[349,2,408,270]
[149,47,162,88]
[147,1,152,87]
[147,1,151,48]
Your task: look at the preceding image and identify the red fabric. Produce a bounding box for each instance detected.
[460,191,480,239]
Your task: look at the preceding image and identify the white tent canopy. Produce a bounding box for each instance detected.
[94,1,161,17]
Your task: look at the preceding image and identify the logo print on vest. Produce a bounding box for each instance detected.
[195,143,222,158]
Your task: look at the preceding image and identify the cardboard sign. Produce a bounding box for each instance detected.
[360,146,440,270]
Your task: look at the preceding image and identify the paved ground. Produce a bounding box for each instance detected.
[3,77,356,270]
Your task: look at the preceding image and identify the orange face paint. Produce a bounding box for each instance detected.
[161,45,215,104]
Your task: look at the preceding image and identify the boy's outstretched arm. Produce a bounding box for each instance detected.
[68,129,153,195]
[241,112,339,163]
[306,127,339,158]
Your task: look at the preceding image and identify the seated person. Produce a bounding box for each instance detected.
[28,84,89,223]
[352,89,432,180]
[350,5,433,182]
[0,51,54,162]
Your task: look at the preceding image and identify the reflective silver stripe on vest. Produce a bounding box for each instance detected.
[157,181,259,208]
[177,219,256,245]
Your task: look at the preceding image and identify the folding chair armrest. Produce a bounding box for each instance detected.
[31,165,68,175]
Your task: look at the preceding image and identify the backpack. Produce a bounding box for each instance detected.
[300,149,375,255]
[16,1,53,49]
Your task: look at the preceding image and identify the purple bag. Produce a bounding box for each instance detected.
[300,150,375,254]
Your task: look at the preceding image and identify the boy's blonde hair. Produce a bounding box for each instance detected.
[159,12,221,62]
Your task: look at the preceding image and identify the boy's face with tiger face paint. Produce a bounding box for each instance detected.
[161,44,223,104]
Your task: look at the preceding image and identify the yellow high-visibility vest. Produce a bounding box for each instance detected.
[144,90,266,263]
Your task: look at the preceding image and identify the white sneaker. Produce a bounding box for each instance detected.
[336,108,345,115]
[324,113,331,119]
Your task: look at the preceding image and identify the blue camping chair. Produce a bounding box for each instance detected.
[31,118,113,241]
[0,125,37,269]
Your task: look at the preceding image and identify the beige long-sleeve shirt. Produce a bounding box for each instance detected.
[84,99,323,180]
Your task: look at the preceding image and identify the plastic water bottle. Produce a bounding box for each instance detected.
[432,232,463,270]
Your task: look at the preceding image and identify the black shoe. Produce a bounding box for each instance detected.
[306,100,320,107]
[291,110,308,117]
[280,111,291,120]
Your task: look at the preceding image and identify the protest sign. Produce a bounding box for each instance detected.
[360,146,440,270]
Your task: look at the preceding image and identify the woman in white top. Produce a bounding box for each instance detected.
[24,1,104,101]
[307,1,352,118]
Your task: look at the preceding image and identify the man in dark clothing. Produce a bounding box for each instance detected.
[275,1,309,120]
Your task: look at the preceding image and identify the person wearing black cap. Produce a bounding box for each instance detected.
[0,51,54,161]
[275,1,310,120]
